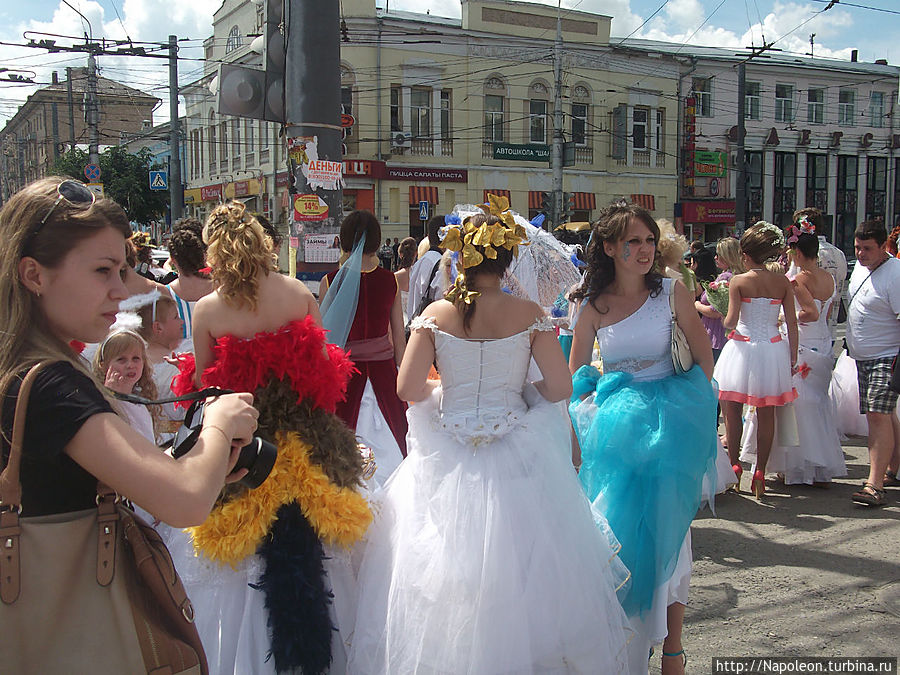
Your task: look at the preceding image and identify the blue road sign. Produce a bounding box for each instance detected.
[149,170,168,191]
[419,200,429,221]
[84,164,101,181]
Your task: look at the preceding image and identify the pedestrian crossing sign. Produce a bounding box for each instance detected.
[149,170,168,191]
[419,200,429,221]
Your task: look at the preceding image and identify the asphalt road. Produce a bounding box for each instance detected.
[672,434,900,673]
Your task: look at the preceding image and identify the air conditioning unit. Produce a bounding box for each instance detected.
[391,131,412,150]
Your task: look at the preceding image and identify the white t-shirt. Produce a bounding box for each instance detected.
[846,256,900,360]
[406,249,444,319]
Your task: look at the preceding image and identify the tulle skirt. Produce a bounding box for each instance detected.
[569,365,718,619]
[829,350,870,437]
[741,346,847,484]
[348,388,632,674]
[714,338,797,406]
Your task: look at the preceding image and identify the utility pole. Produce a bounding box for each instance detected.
[50,71,60,162]
[86,51,100,167]
[735,63,747,234]
[168,35,183,223]
[66,67,75,151]
[285,0,343,273]
[551,6,564,231]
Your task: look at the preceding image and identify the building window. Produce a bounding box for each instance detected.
[341,86,354,144]
[571,103,587,145]
[838,89,855,126]
[232,118,241,157]
[410,88,431,138]
[440,90,451,141]
[807,88,824,124]
[655,109,665,153]
[390,85,401,132]
[484,94,504,142]
[866,156,887,221]
[633,106,649,150]
[245,119,254,153]
[746,151,763,225]
[220,121,228,160]
[775,84,793,122]
[773,152,797,228]
[745,82,760,120]
[836,156,859,254]
[226,26,242,54]
[691,77,712,117]
[208,113,217,166]
[806,154,827,212]
[529,99,547,143]
[870,91,884,128]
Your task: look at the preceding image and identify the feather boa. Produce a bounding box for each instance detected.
[189,431,372,566]
[256,503,334,675]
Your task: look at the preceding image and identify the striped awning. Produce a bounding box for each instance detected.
[573,192,596,210]
[528,191,544,209]
[483,189,511,204]
[409,186,439,205]
[630,194,655,211]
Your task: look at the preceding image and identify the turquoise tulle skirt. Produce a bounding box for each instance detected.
[569,365,718,618]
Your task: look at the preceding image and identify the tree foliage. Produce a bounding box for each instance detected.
[52,146,169,225]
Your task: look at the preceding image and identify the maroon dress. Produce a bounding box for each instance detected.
[327,265,408,455]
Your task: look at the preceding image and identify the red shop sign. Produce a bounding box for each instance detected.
[200,184,222,201]
[681,200,736,223]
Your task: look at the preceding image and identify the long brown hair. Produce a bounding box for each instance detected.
[0,177,131,405]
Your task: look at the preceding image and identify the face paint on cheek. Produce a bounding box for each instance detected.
[622,244,631,262]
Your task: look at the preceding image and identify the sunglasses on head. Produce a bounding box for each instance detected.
[34,180,96,235]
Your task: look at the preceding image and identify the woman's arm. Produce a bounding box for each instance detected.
[722,276,743,331]
[781,278,799,367]
[568,300,596,374]
[396,315,437,402]
[674,280,714,380]
[65,392,258,528]
[531,327,573,402]
[317,275,330,304]
[389,281,406,365]
[695,299,723,319]
[792,276,819,322]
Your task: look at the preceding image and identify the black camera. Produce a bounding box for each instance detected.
[172,398,277,489]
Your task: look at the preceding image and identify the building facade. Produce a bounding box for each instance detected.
[181,0,682,240]
[0,67,160,201]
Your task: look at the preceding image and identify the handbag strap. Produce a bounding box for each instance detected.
[667,278,678,324]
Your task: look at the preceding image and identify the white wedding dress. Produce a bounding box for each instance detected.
[348,315,631,674]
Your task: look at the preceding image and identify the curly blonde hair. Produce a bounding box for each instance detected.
[93,330,160,428]
[656,218,688,267]
[203,201,277,311]
[715,237,745,274]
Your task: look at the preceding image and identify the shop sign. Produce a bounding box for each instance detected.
[293,194,329,221]
[276,171,290,187]
[183,188,202,204]
[681,200,736,224]
[492,143,550,161]
[384,166,467,182]
[200,184,222,201]
[694,151,727,177]
[343,159,387,178]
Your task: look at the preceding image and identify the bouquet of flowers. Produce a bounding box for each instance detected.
[701,278,730,316]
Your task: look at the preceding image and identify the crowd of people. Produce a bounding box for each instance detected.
[1,175,898,674]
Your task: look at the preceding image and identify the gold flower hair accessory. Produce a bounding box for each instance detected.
[130,231,151,249]
[444,273,481,305]
[439,193,529,270]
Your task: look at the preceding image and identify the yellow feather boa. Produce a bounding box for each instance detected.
[189,431,373,566]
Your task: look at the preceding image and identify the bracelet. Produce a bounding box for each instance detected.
[200,424,232,446]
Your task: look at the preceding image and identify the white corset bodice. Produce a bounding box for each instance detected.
[594,278,675,383]
[735,297,783,342]
[409,315,555,445]
[798,296,834,355]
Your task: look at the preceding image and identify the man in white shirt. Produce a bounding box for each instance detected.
[846,221,900,507]
[406,216,446,321]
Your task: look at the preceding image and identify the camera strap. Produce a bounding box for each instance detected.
[110,387,234,406]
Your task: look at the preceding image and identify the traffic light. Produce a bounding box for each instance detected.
[217,0,285,122]
[539,191,552,215]
[560,192,575,223]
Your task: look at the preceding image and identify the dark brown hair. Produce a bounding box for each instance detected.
[339,210,381,254]
[792,207,824,232]
[453,214,516,332]
[169,217,207,277]
[854,220,887,247]
[740,222,785,264]
[397,236,417,270]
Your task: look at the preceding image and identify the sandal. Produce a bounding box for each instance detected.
[852,483,887,507]
[662,648,687,675]
[883,471,900,488]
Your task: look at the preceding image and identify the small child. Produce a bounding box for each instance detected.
[93,329,159,443]
[713,222,799,499]
[136,292,187,445]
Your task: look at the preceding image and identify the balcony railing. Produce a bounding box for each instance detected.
[574,146,593,165]
[441,139,453,157]
[655,154,666,168]
[633,150,650,167]
[410,138,433,156]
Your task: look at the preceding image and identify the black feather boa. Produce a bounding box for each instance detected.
[256,503,335,674]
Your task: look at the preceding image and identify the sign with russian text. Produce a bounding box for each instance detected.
[294,194,329,221]
[681,200,736,223]
[492,143,550,161]
[384,166,467,182]
[694,151,727,177]
[304,233,340,263]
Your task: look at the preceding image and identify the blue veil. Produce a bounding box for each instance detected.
[319,232,367,348]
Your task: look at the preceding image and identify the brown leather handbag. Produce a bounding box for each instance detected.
[0,362,209,674]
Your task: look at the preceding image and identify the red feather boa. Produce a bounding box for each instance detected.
[171,316,356,412]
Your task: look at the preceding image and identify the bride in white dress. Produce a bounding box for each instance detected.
[348,207,631,674]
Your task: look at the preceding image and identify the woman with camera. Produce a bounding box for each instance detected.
[0,177,258,671]
[171,201,371,675]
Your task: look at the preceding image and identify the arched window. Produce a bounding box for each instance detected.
[225,26,242,54]
[528,80,551,144]
[483,75,507,143]
[208,110,217,167]
[571,83,592,146]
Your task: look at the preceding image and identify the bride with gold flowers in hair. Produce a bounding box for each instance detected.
[348,196,631,674]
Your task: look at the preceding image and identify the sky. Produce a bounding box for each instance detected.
[0,0,896,127]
